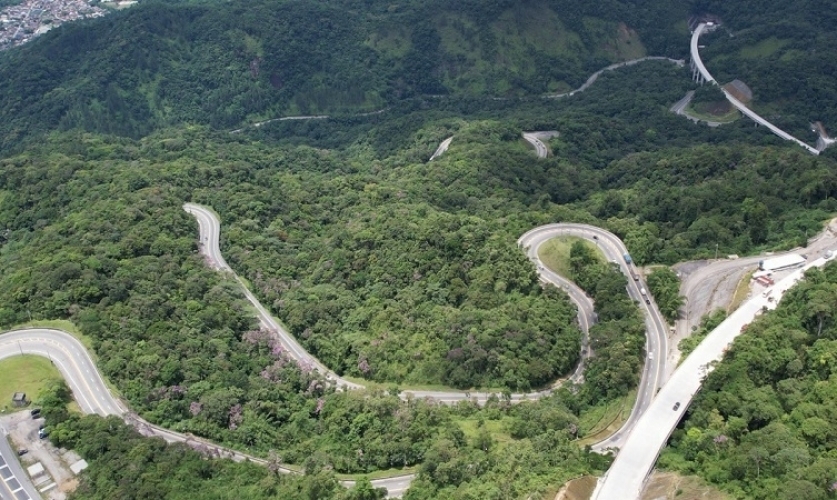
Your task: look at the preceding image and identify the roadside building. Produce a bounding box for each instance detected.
[759,254,806,272]
[12,392,28,407]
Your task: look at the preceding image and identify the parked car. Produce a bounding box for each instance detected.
[17,449,27,456]
[38,428,48,439]
[30,408,41,418]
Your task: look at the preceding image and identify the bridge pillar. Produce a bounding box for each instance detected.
[689,59,704,85]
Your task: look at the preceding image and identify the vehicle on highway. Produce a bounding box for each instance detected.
[673,402,680,411]
[623,253,633,264]
[640,287,650,304]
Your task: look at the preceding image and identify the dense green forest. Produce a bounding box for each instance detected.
[37,381,388,499]
[1,0,836,496]
[661,262,837,499]
[0,0,694,150]
[38,366,609,499]
[695,0,837,140]
[0,106,834,474]
[646,267,685,322]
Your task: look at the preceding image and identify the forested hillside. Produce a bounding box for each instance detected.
[696,0,837,139]
[661,262,837,499]
[1,0,837,496]
[0,0,692,150]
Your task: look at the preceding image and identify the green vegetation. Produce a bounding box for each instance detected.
[577,390,636,444]
[646,267,685,323]
[41,370,610,499]
[686,104,739,124]
[538,236,603,279]
[46,413,388,500]
[0,88,834,472]
[0,1,836,495]
[0,89,831,493]
[698,1,837,139]
[688,84,738,123]
[678,310,728,359]
[565,241,647,402]
[0,0,693,152]
[738,38,790,60]
[0,355,62,413]
[662,262,837,499]
[403,395,612,499]
[728,271,755,312]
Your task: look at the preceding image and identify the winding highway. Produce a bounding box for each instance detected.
[690,22,820,155]
[519,225,669,451]
[186,203,588,405]
[593,252,837,500]
[522,132,547,158]
[184,204,363,391]
[0,328,413,498]
[0,205,664,499]
[546,56,684,99]
[3,203,834,499]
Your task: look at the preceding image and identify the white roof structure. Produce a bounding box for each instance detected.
[27,462,45,477]
[70,459,88,475]
[759,254,805,271]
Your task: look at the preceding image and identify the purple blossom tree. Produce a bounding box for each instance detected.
[358,357,371,374]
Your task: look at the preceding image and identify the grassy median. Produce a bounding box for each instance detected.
[0,355,63,414]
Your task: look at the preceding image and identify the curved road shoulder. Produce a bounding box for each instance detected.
[593,252,836,500]
[519,224,669,451]
[690,23,819,155]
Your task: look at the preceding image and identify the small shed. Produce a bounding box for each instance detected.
[27,462,45,478]
[12,392,28,407]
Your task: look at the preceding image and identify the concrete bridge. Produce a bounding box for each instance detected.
[690,23,820,155]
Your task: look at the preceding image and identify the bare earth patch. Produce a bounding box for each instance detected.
[641,470,731,500]
[555,475,598,500]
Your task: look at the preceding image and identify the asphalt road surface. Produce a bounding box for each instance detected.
[185,203,591,405]
[522,132,558,158]
[670,217,837,379]
[5,206,833,499]
[518,224,670,451]
[0,426,38,500]
[593,253,836,500]
[428,136,453,161]
[0,328,412,497]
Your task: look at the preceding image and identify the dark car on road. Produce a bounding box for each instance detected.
[673,402,681,411]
